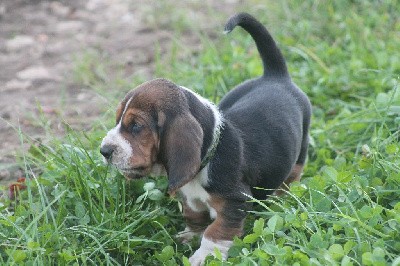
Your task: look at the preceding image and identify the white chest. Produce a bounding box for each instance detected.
[179,164,217,219]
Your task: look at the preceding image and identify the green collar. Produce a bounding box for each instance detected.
[199,120,223,171]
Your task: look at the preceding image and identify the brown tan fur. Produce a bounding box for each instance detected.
[274,163,304,196]
[111,80,205,191]
[182,200,211,233]
[203,196,245,241]
[101,11,312,266]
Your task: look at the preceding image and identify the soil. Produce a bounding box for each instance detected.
[0,0,243,186]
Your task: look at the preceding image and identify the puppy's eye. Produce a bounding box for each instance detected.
[132,122,143,134]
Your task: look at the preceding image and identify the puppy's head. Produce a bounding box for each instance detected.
[100,79,204,192]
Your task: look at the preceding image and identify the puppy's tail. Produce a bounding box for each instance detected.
[224,12,288,77]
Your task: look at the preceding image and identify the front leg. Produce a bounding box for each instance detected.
[177,199,211,243]
[189,196,247,266]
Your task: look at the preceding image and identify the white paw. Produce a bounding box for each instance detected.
[189,250,206,266]
[188,237,232,266]
[176,227,202,244]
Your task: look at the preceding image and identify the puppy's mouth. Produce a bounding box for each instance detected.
[120,166,148,179]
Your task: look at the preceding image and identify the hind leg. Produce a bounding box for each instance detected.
[275,119,310,196]
[274,163,303,196]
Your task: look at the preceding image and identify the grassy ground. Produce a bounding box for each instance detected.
[1,1,400,265]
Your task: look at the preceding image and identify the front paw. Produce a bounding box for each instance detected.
[176,227,202,244]
[189,249,207,266]
[189,237,232,266]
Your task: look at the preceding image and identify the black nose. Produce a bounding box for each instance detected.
[100,145,115,159]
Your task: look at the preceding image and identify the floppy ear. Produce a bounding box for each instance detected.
[163,113,203,193]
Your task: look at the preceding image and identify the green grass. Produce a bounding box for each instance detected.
[1,0,400,265]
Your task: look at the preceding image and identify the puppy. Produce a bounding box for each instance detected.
[100,12,311,265]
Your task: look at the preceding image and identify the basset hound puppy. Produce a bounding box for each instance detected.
[100,12,311,265]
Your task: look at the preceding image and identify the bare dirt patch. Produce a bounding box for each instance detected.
[0,0,244,185]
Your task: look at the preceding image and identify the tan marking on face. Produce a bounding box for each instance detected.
[275,163,304,196]
[111,79,188,178]
[122,108,143,128]
[102,78,207,184]
[119,108,160,176]
[115,90,136,124]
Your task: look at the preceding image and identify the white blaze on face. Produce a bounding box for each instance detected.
[100,123,133,170]
[100,97,134,171]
